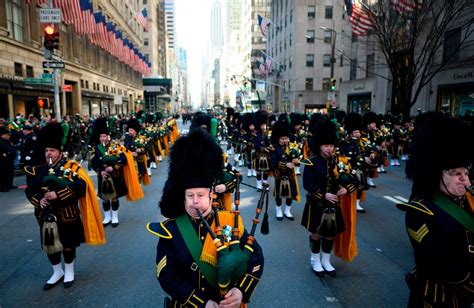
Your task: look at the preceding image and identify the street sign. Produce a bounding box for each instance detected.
[62,85,73,92]
[41,73,53,79]
[51,53,62,62]
[39,8,61,23]
[327,92,336,100]
[43,61,65,69]
[25,77,53,84]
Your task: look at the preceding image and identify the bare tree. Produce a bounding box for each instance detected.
[359,0,474,117]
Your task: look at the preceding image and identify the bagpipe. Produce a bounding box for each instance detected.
[99,141,124,200]
[196,173,269,299]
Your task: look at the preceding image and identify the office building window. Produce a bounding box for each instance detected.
[325,6,333,19]
[144,38,149,46]
[324,30,332,44]
[86,80,89,89]
[306,54,314,67]
[305,78,313,91]
[289,56,293,69]
[350,59,357,80]
[366,54,375,77]
[443,28,461,62]
[289,33,293,46]
[14,62,22,76]
[81,80,85,88]
[308,5,315,19]
[26,65,34,78]
[306,30,315,43]
[290,9,293,23]
[323,55,331,67]
[6,0,24,42]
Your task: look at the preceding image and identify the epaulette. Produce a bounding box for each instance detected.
[147,219,174,239]
[396,198,434,216]
[24,165,36,176]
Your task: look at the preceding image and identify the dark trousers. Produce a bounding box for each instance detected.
[0,160,14,189]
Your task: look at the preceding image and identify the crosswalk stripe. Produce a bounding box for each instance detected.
[394,196,408,202]
[383,196,402,204]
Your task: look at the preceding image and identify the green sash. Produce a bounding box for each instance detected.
[175,215,218,288]
[433,194,474,233]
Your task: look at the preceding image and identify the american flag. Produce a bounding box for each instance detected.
[258,14,267,36]
[264,54,272,75]
[392,0,422,14]
[136,8,149,32]
[256,60,266,75]
[345,0,373,36]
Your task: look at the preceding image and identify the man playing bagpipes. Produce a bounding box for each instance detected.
[289,112,305,175]
[90,118,144,228]
[24,122,105,290]
[253,110,272,191]
[124,118,151,185]
[362,111,385,176]
[340,113,372,213]
[241,113,257,178]
[301,118,357,277]
[270,117,301,221]
[147,129,264,307]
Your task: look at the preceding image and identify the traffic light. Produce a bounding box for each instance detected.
[37,97,50,108]
[330,78,337,91]
[43,24,59,51]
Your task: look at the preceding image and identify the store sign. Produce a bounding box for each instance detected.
[62,85,72,92]
[39,9,61,23]
[453,71,473,80]
[0,74,24,81]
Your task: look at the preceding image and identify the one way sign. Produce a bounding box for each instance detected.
[43,61,65,69]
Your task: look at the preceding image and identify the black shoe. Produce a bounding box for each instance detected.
[284,214,295,221]
[313,270,325,277]
[111,222,119,228]
[9,185,17,189]
[63,280,74,289]
[276,216,283,221]
[356,209,366,213]
[367,184,376,188]
[43,277,64,290]
[325,269,336,277]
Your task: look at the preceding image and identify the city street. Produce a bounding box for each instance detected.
[0,123,414,307]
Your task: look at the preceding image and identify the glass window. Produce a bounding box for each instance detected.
[14,62,22,77]
[323,55,331,67]
[26,65,34,78]
[443,28,461,62]
[306,30,315,43]
[290,9,293,23]
[6,0,24,42]
[81,80,85,88]
[324,31,332,44]
[284,38,287,50]
[350,59,357,80]
[305,78,313,91]
[289,56,293,69]
[308,5,315,19]
[366,54,375,77]
[325,6,333,19]
[289,34,292,46]
[306,54,314,67]
[144,38,149,46]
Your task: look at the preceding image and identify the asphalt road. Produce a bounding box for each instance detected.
[0,122,413,307]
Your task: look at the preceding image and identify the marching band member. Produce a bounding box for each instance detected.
[242,113,257,178]
[124,118,150,185]
[301,119,356,277]
[24,122,105,290]
[271,118,301,221]
[147,128,264,307]
[254,110,272,191]
[397,114,473,307]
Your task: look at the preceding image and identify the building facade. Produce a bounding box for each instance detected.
[0,0,146,119]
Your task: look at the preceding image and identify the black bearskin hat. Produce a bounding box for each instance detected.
[233,112,243,128]
[127,118,141,134]
[91,117,109,145]
[146,112,155,124]
[363,111,378,127]
[308,113,325,135]
[226,107,235,122]
[190,112,211,132]
[158,129,224,218]
[0,126,10,136]
[301,113,310,123]
[344,113,363,134]
[271,118,292,144]
[290,112,303,127]
[254,110,269,129]
[38,122,64,151]
[242,113,255,131]
[268,114,278,126]
[155,112,164,121]
[310,119,338,154]
[408,112,473,200]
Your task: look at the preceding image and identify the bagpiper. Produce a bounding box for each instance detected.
[124,118,151,185]
[24,122,105,290]
[147,129,264,307]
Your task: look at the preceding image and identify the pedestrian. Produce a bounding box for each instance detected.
[147,129,264,307]
[24,122,105,290]
[0,126,16,192]
[301,118,357,277]
[90,117,143,227]
[397,113,473,307]
[20,121,39,167]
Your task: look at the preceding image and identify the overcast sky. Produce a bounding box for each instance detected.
[175,0,212,106]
